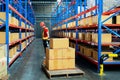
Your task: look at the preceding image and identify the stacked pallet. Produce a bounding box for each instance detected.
[0,44,7,78]
[45,38,75,70]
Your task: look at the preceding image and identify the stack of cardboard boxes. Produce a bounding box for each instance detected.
[45,38,75,70]
[0,44,7,78]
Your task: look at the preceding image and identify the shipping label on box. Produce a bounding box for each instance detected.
[50,38,69,49]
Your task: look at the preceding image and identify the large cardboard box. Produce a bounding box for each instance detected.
[46,47,75,59]
[85,33,92,41]
[46,59,75,70]
[92,50,113,61]
[0,32,11,43]
[72,32,76,38]
[0,44,6,59]
[84,47,92,57]
[116,15,120,24]
[88,17,93,25]
[92,33,112,43]
[50,38,69,49]
[0,12,11,24]
[93,15,112,24]
[81,33,85,40]
[63,59,75,69]
[0,58,7,78]
[46,48,63,59]
[63,47,75,59]
[80,46,85,54]
[78,33,82,39]
[9,46,16,58]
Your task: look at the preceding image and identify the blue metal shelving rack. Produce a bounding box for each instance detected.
[51,0,120,72]
[0,0,35,71]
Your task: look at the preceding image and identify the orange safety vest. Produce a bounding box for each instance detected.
[42,27,49,40]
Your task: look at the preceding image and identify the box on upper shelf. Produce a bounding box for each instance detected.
[92,33,112,43]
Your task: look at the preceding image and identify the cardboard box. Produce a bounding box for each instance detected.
[63,59,75,69]
[116,15,120,24]
[92,50,113,61]
[0,12,11,24]
[81,33,85,40]
[0,44,6,59]
[80,46,85,54]
[9,46,16,58]
[85,33,92,41]
[46,48,63,59]
[92,33,112,43]
[0,58,7,78]
[88,17,93,25]
[72,32,76,38]
[46,47,75,59]
[0,32,11,43]
[63,47,75,59]
[46,59,75,70]
[93,15,112,24]
[78,33,82,39]
[84,47,92,57]
[50,38,69,49]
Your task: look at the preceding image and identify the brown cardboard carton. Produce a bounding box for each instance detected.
[0,44,6,59]
[92,50,113,61]
[46,48,63,59]
[46,59,75,70]
[0,58,7,78]
[50,38,69,49]
[63,59,75,69]
[46,59,63,70]
[117,16,120,24]
[92,33,112,43]
[0,32,11,43]
[63,47,75,59]
[84,47,92,57]
[85,33,92,41]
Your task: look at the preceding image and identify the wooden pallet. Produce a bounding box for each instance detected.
[0,75,8,80]
[42,64,85,79]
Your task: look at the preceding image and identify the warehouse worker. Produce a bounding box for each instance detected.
[40,22,49,53]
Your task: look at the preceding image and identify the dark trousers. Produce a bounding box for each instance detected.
[43,40,49,53]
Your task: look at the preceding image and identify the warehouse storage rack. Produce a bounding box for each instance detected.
[0,0,35,69]
[51,0,120,72]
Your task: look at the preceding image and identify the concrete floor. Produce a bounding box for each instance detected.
[9,39,120,80]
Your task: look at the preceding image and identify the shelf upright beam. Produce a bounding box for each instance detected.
[19,0,22,52]
[98,0,103,72]
[25,0,27,43]
[75,0,79,52]
[6,0,9,71]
